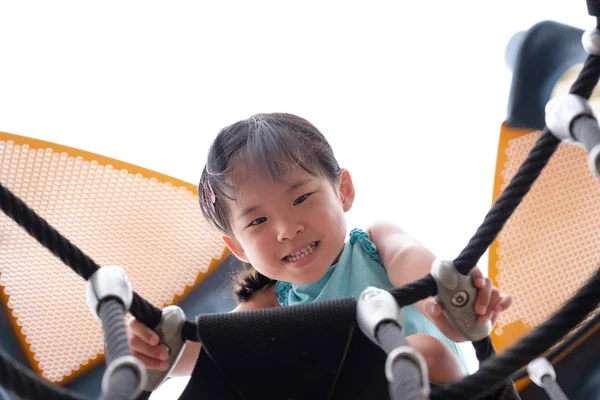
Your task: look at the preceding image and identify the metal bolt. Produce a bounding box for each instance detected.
[451,290,469,307]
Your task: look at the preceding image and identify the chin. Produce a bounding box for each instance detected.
[295,265,329,285]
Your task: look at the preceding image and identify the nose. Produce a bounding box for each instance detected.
[277,220,304,242]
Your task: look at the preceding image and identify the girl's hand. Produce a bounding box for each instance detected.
[126,315,170,370]
[424,267,512,342]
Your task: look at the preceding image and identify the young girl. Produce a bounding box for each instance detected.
[127,113,512,384]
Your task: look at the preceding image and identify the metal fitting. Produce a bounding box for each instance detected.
[144,305,187,391]
[101,355,147,398]
[356,286,402,345]
[589,144,600,178]
[86,266,133,319]
[545,94,596,142]
[582,28,600,55]
[527,357,556,387]
[431,259,492,341]
[385,346,430,399]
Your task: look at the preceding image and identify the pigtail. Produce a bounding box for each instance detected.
[232,265,277,303]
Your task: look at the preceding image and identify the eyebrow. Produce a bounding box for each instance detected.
[285,178,314,193]
[237,178,314,219]
[238,205,260,219]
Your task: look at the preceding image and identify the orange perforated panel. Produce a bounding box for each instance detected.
[490,63,600,371]
[0,132,228,384]
[489,124,600,390]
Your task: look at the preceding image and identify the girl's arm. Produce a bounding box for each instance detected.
[366,221,433,315]
[367,221,510,342]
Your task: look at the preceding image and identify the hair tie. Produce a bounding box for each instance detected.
[203,178,216,212]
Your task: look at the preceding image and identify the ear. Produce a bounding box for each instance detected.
[222,235,250,263]
[338,168,355,212]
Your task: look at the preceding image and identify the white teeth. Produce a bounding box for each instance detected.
[285,242,316,262]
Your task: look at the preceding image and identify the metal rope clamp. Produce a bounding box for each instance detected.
[357,287,430,398]
[527,357,556,388]
[385,346,430,399]
[143,305,187,391]
[102,355,147,398]
[85,265,133,320]
[356,286,403,346]
[545,94,596,144]
[582,28,600,56]
[545,94,600,177]
[431,260,492,342]
[85,266,147,397]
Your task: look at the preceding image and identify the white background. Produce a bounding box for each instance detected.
[0,1,594,398]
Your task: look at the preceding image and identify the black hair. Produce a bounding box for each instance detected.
[231,266,277,303]
[198,112,341,235]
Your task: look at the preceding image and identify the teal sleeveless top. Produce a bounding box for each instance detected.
[275,228,468,372]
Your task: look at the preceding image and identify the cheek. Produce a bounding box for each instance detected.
[245,237,281,277]
[311,200,347,233]
[241,234,274,263]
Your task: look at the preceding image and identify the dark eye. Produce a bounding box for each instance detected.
[248,217,267,227]
[293,193,312,206]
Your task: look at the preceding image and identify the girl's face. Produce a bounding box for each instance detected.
[221,165,355,284]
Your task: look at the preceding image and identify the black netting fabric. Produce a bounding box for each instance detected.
[179,297,391,400]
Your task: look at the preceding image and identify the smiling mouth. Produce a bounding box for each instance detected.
[283,241,319,262]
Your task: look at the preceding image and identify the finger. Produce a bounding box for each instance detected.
[426,299,443,318]
[475,278,492,315]
[469,267,485,288]
[495,294,513,312]
[490,311,499,326]
[132,351,170,371]
[477,313,491,325]
[479,293,511,325]
[129,335,169,361]
[128,318,160,346]
[125,313,134,324]
[485,290,501,318]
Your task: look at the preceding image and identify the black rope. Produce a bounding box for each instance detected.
[452,128,559,275]
[388,274,437,307]
[511,307,600,382]
[473,337,496,362]
[473,338,521,400]
[0,346,84,400]
[454,55,600,276]
[587,1,600,18]
[0,182,163,329]
[182,320,199,342]
[430,263,600,400]
[569,55,600,98]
